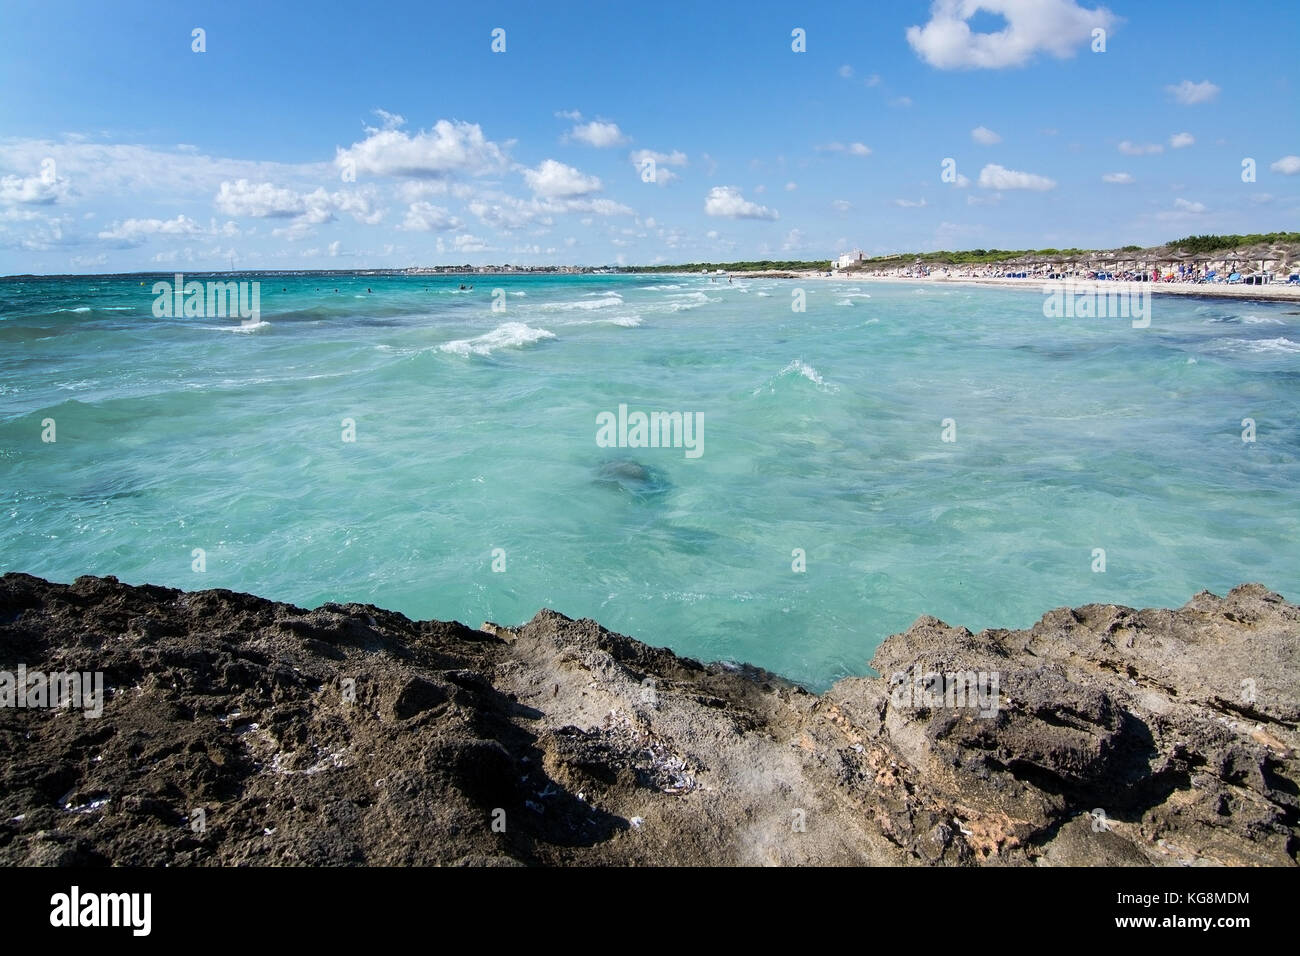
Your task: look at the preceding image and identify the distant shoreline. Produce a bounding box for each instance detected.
[697,270,1300,304]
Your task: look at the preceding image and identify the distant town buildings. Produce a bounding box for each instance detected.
[402,264,599,275]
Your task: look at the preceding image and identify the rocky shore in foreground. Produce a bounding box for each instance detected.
[1,573,1296,866]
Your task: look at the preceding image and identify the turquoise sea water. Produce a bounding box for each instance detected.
[1,272,1297,689]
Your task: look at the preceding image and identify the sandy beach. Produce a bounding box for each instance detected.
[743,271,1300,304]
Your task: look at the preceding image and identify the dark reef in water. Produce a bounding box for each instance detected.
[593,457,673,499]
[0,572,1296,866]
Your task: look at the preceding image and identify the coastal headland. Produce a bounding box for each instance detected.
[2,573,1295,866]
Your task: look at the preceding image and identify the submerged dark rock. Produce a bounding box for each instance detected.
[593,457,672,499]
[0,572,1295,866]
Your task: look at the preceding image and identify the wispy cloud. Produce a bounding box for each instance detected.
[977,163,1056,190]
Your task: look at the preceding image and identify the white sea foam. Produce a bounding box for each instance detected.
[638,284,682,290]
[1242,315,1284,325]
[754,359,839,394]
[782,359,836,388]
[1212,336,1300,354]
[439,322,556,356]
[662,291,716,312]
[198,320,270,333]
[563,315,643,328]
[540,295,624,312]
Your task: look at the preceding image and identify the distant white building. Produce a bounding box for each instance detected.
[835,249,865,270]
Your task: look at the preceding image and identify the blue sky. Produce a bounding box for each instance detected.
[1,0,1297,273]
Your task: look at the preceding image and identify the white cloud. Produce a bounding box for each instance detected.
[567,120,627,148]
[1169,132,1195,148]
[1165,80,1219,105]
[399,202,461,231]
[1102,172,1134,184]
[906,0,1116,69]
[782,228,804,250]
[335,120,508,179]
[466,185,631,231]
[0,170,71,205]
[523,159,602,198]
[323,188,384,225]
[1270,155,1300,175]
[971,125,1002,145]
[1118,140,1163,155]
[703,185,778,220]
[817,142,872,156]
[977,163,1056,190]
[630,148,687,168]
[627,148,686,186]
[328,240,341,256]
[894,198,928,207]
[370,109,406,131]
[452,233,489,252]
[469,193,553,230]
[1156,197,1208,221]
[785,181,798,191]
[394,181,449,202]
[214,180,383,234]
[215,179,305,217]
[271,220,317,240]
[865,73,882,86]
[838,64,854,78]
[96,214,208,241]
[564,197,633,217]
[0,206,46,222]
[831,199,852,212]
[0,139,321,208]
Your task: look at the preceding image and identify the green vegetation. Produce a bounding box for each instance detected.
[625,232,1297,273]
[1163,232,1300,254]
